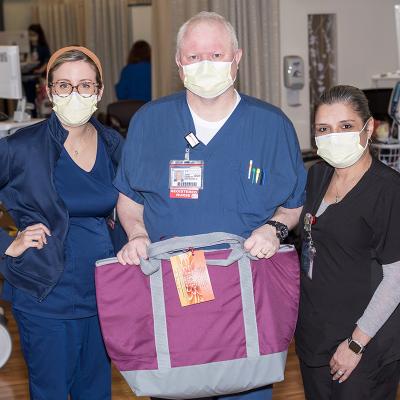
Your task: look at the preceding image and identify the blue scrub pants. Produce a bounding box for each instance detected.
[13,309,111,400]
[152,385,273,400]
[219,386,273,400]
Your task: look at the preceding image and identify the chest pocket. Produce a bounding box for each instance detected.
[222,161,296,223]
[222,161,268,222]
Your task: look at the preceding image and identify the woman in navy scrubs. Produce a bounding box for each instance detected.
[115,40,151,102]
[0,46,123,399]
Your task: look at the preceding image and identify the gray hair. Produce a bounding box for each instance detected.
[176,11,239,60]
[316,85,371,123]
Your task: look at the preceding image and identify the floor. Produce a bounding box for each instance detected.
[0,299,398,399]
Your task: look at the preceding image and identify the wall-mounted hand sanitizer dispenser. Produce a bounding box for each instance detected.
[283,55,304,106]
[284,55,304,89]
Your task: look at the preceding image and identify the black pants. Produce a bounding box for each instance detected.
[300,358,400,400]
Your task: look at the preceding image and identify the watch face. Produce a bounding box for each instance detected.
[348,340,362,354]
[267,221,289,240]
[280,225,289,239]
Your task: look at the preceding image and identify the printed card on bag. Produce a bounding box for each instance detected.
[170,250,215,306]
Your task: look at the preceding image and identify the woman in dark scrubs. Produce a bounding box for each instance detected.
[296,85,400,400]
[0,46,123,399]
[23,24,51,116]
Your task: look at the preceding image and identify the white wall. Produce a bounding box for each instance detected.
[130,5,152,46]
[3,0,33,31]
[280,0,399,149]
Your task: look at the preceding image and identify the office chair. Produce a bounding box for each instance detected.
[106,99,146,137]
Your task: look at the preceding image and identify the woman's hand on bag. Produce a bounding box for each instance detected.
[5,223,51,257]
[244,224,280,259]
[329,340,362,383]
[117,234,150,266]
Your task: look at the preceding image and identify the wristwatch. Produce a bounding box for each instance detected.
[347,337,366,355]
[265,220,289,241]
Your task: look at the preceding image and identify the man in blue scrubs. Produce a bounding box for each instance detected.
[114,11,306,400]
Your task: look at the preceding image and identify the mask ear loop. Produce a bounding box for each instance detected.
[364,117,374,145]
[360,117,371,133]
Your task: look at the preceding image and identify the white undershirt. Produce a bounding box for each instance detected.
[188,91,241,145]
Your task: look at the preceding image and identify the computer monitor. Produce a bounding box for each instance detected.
[0,30,30,59]
[0,46,23,100]
[0,46,30,122]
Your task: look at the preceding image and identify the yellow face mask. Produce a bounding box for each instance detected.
[52,92,98,127]
[315,120,370,169]
[182,59,235,99]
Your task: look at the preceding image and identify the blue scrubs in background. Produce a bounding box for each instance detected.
[115,61,152,102]
[114,91,306,400]
[7,136,118,399]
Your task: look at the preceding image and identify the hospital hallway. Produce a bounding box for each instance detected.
[0,299,399,400]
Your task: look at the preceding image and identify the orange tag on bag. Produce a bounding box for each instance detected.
[170,250,215,307]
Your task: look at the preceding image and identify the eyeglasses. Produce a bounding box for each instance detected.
[49,80,99,98]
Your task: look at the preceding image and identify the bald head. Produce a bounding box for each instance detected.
[176,11,239,60]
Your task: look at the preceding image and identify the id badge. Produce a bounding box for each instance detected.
[301,239,316,280]
[169,160,204,199]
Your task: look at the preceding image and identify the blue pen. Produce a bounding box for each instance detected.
[260,169,266,185]
[258,169,263,185]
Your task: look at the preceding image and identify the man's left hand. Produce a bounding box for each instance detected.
[329,340,362,383]
[244,224,280,259]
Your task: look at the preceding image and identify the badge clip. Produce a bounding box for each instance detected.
[185,132,200,148]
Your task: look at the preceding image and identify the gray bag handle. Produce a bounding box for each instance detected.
[140,232,253,275]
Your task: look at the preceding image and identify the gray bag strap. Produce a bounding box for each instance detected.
[147,232,261,368]
[140,232,252,275]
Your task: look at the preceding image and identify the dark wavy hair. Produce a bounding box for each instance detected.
[127,40,151,64]
[28,24,49,49]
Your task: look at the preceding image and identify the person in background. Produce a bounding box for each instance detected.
[114,11,306,400]
[28,24,51,74]
[0,46,123,399]
[115,40,151,102]
[23,24,51,116]
[296,85,400,399]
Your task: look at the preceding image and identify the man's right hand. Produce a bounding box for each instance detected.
[5,223,51,257]
[117,234,150,265]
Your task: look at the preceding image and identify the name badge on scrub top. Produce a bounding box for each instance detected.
[169,160,204,199]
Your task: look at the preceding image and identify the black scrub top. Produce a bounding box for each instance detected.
[295,158,400,367]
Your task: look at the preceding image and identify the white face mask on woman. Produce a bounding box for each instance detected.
[52,92,98,127]
[181,59,235,99]
[315,119,370,168]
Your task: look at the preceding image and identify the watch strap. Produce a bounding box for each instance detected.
[265,220,289,241]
